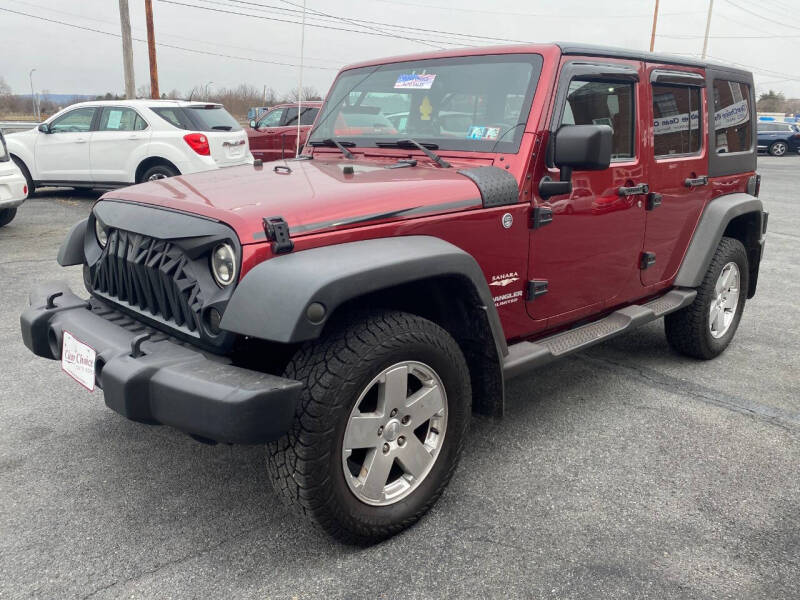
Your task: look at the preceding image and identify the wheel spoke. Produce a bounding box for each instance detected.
[723,293,738,311]
[404,384,445,426]
[396,435,434,479]
[359,448,394,501]
[379,364,408,413]
[713,306,726,332]
[343,414,384,450]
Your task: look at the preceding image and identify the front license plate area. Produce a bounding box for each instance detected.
[61,331,96,391]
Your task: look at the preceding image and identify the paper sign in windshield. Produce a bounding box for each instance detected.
[395,73,436,90]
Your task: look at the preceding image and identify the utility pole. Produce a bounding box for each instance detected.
[649,0,659,53]
[29,69,38,121]
[144,0,160,99]
[296,0,306,157]
[701,0,715,59]
[119,0,135,98]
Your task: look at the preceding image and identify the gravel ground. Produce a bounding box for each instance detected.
[0,157,797,599]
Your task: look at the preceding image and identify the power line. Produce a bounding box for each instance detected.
[0,6,338,70]
[724,0,800,29]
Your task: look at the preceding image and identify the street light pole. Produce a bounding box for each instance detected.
[649,0,659,53]
[29,69,38,121]
[701,0,715,59]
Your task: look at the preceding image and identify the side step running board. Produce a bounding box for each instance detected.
[503,288,697,379]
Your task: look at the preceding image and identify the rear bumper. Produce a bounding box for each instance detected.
[0,169,27,209]
[20,282,302,444]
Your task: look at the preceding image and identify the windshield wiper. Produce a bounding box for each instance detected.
[375,139,450,168]
[308,138,355,159]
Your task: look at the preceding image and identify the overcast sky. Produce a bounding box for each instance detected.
[0,0,793,100]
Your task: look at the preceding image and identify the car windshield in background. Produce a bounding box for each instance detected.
[150,105,242,132]
[308,53,543,154]
[0,132,8,162]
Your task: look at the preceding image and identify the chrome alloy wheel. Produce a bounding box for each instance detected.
[147,172,169,181]
[342,361,447,506]
[771,141,787,156]
[709,261,740,338]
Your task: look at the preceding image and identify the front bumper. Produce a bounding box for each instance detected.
[20,282,302,444]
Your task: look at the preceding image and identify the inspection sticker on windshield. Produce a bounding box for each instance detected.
[394,73,436,89]
[467,126,500,140]
[61,331,96,391]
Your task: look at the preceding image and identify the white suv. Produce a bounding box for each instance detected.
[6,99,253,197]
[0,130,28,227]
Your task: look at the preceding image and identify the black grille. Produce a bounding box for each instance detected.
[89,229,204,333]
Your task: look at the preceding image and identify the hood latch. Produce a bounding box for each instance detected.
[262,216,294,254]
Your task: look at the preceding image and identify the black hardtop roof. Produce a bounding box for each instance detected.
[557,42,752,79]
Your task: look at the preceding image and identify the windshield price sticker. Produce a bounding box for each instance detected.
[395,73,436,90]
[61,331,96,391]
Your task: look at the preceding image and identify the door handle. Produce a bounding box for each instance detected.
[74,138,87,144]
[684,175,708,187]
[127,135,141,140]
[618,183,649,196]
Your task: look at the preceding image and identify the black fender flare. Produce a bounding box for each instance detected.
[674,193,764,290]
[220,235,508,357]
[57,218,88,266]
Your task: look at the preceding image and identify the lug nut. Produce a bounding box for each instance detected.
[377,426,384,436]
[382,443,390,454]
[397,436,406,447]
[390,408,398,417]
[401,415,410,425]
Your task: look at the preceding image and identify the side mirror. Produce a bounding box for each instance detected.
[249,120,257,129]
[539,125,612,199]
[38,123,51,134]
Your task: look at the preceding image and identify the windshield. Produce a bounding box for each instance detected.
[309,53,543,154]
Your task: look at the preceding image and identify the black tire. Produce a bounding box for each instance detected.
[0,208,17,228]
[769,141,788,157]
[139,163,179,182]
[267,310,471,545]
[665,237,749,360]
[10,156,34,198]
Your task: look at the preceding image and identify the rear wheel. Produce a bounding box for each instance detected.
[665,237,748,359]
[0,208,17,228]
[139,163,178,182]
[267,310,471,544]
[769,141,788,156]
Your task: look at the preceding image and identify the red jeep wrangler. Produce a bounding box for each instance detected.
[21,43,766,544]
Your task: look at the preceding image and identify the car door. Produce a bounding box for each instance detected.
[35,106,97,182]
[90,106,151,183]
[528,59,647,328]
[248,107,286,162]
[643,67,710,287]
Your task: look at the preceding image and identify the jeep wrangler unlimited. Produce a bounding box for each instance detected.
[21,44,766,544]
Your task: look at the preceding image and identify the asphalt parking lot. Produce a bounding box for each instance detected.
[1,157,798,599]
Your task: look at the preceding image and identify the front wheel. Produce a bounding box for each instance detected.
[665,237,749,359]
[267,310,471,544]
[769,141,788,156]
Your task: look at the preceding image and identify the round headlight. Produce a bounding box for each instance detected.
[95,218,108,248]
[211,243,237,287]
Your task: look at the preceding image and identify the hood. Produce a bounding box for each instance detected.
[107,158,488,243]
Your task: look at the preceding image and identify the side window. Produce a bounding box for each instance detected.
[652,84,702,156]
[561,80,635,160]
[258,108,284,128]
[284,107,299,126]
[713,80,752,153]
[298,107,319,126]
[50,107,96,133]
[98,107,147,132]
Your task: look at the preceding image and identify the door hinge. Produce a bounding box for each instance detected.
[262,216,294,253]
[526,279,549,301]
[646,192,662,211]
[640,251,656,270]
[530,206,553,229]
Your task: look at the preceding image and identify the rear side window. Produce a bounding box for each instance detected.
[561,80,635,160]
[652,84,702,156]
[713,80,752,153]
[151,107,194,130]
[98,107,148,131]
[186,106,242,131]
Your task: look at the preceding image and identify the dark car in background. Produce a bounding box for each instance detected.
[246,101,322,162]
[757,121,800,156]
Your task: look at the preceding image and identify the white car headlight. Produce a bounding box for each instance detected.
[211,243,237,287]
[95,218,109,248]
